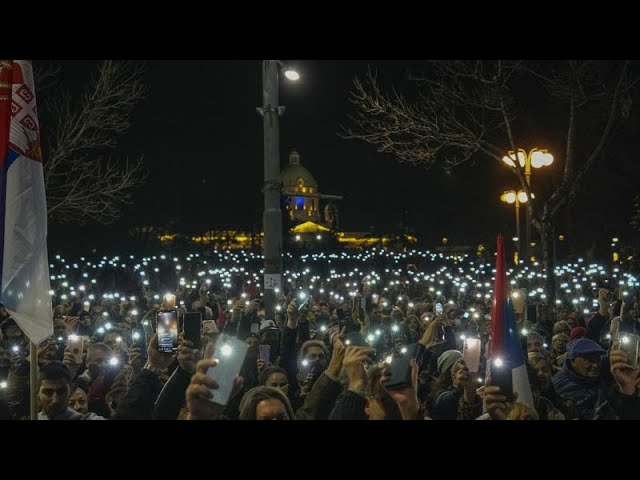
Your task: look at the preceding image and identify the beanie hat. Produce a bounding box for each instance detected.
[437,350,463,377]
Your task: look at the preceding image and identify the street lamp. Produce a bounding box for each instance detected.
[501,190,528,265]
[502,148,553,261]
[259,60,299,323]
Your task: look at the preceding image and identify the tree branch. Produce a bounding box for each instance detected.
[36,60,148,225]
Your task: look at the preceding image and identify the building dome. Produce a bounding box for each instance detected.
[281,149,318,190]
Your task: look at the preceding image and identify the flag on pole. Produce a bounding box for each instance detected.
[0,60,52,345]
[488,234,533,408]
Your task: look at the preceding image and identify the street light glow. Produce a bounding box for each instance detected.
[531,150,554,168]
[517,191,528,203]
[284,69,300,81]
[502,191,516,204]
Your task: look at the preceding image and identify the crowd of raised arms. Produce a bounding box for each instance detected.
[1,247,638,420]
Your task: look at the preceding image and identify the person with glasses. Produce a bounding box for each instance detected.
[552,338,609,419]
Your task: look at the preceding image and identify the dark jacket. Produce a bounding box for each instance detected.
[112,369,164,420]
[586,312,608,346]
[591,384,640,420]
[280,326,298,383]
[432,386,482,420]
[329,390,368,420]
[152,367,192,420]
[551,361,609,420]
[296,371,343,420]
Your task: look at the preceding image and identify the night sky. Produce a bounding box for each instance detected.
[40,60,640,257]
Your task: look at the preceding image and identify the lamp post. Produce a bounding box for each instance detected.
[258,60,299,322]
[502,148,553,262]
[501,190,529,265]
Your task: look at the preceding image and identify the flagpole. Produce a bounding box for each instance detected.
[30,341,38,420]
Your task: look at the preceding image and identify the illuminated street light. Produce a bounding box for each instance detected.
[501,189,528,265]
[502,148,553,260]
[284,68,300,81]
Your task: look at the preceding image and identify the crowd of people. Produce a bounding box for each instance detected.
[0,247,638,420]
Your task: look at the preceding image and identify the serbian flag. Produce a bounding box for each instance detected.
[488,234,533,408]
[0,60,52,344]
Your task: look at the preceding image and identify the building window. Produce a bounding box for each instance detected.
[296,197,304,210]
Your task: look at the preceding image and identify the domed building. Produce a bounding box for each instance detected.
[281,149,321,223]
[159,148,417,250]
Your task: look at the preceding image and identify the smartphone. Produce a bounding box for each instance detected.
[250,322,260,334]
[142,320,154,339]
[156,310,178,353]
[183,312,202,349]
[526,304,537,324]
[384,343,419,390]
[360,296,369,314]
[67,335,84,364]
[131,327,148,361]
[259,344,271,364]
[490,359,514,402]
[298,296,311,311]
[52,341,66,362]
[297,358,323,383]
[435,302,444,316]
[462,338,481,373]
[619,333,640,369]
[371,293,379,305]
[206,333,249,407]
[341,331,368,347]
[341,331,378,361]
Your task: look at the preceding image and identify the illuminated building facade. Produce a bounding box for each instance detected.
[159,149,417,250]
[281,150,322,223]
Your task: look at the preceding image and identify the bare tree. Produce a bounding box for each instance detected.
[35,60,148,225]
[342,60,636,306]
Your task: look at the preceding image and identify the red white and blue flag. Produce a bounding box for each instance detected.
[488,234,533,408]
[0,60,52,344]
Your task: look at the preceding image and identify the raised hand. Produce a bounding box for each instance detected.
[610,346,640,396]
[484,385,518,421]
[147,334,176,371]
[326,327,346,378]
[343,345,375,392]
[381,357,420,420]
[186,358,222,420]
[178,337,199,374]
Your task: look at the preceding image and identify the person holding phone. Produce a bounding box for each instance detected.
[418,317,456,378]
[606,345,640,419]
[257,319,281,366]
[585,288,615,344]
[185,352,247,421]
[295,340,329,406]
[551,338,609,420]
[112,334,177,420]
[431,357,482,420]
[327,345,375,421]
[240,334,261,392]
[484,385,541,420]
